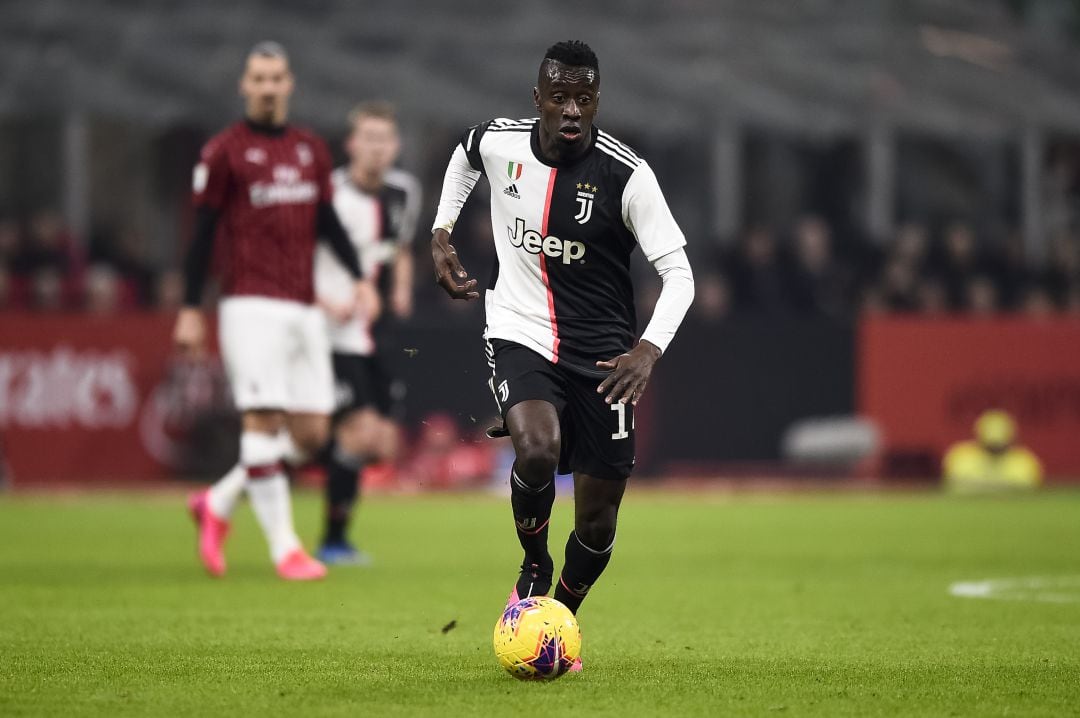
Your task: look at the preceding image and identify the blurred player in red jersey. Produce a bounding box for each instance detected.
[176,42,379,580]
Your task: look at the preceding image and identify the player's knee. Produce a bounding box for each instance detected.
[294,423,330,456]
[514,433,560,483]
[575,508,618,550]
[574,500,617,550]
[335,414,366,457]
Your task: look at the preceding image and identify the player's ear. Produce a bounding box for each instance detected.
[533,86,541,111]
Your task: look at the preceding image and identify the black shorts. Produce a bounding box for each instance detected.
[331,352,394,419]
[489,339,635,481]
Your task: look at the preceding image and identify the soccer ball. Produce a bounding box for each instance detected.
[493,596,581,680]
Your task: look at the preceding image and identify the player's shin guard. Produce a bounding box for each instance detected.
[322,441,363,546]
[554,531,614,614]
[511,468,555,596]
[242,431,301,563]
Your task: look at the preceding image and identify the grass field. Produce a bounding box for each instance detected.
[2,488,1079,717]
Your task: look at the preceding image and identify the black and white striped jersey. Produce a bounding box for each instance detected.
[450,117,686,377]
[316,166,421,355]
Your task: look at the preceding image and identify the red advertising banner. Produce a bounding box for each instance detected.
[858,317,1080,478]
[0,313,229,485]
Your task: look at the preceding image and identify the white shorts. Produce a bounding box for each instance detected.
[218,296,334,414]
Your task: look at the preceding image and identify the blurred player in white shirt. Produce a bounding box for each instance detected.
[314,102,421,564]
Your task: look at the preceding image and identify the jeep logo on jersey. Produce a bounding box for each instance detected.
[508,218,585,265]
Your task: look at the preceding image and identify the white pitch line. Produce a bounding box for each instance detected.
[948,576,1080,604]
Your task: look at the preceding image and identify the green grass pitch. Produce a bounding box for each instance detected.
[2,488,1079,716]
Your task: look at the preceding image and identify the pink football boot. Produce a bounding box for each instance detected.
[275,549,328,581]
[188,490,229,577]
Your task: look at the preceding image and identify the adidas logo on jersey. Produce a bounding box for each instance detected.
[508,218,586,265]
[503,183,521,199]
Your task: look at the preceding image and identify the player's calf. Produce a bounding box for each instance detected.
[553,529,614,614]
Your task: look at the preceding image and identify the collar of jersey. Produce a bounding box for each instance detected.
[530,123,598,168]
[245,118,288,137]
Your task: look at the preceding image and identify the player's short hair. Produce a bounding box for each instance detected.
[348,100,398,129]
[248,41,289,63]
[543,41,598,71]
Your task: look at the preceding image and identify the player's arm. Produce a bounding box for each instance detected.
[175,142,230,357]
[316,202,381,321]
[431,139,483,300]
[597,163,695,405]
[174,207,220,356]
[312,134,380,321]
[392,251,414,317]
[391,172,422,318]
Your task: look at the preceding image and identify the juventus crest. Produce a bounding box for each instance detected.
[575,182,597,224]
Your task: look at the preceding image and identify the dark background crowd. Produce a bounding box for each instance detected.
[694,218,1080,321]
[0,210,182,314]
[5,0,1080,324]
[3,206,1078,322]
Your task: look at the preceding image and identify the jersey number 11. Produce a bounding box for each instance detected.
[611,402,633,440]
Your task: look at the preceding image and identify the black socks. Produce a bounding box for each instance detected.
[553,530,614,614]
[323,443,364,545]
[510,467,555,597]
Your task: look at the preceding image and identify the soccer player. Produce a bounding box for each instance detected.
[430,41,695,668]
[176,42,379,580]
[314,101,422,564]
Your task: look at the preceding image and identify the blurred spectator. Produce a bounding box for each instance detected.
[30,268,66,311]
[893,222,931,268]
[12,210,82,277]
[155,269,185,311]
[727,225,790,315]
[1020,284,1056,317]
[91,226,156,305]
[785,215,850,318]
[873,256,921,312]
[932,221,984,309]
[965,275,999,315]
[943,410,1042,493]
[989,231,1031,309]
[84,263,123,314]
[1044,233,1079,305]
[916,277,949,314]
[691,271,731,322]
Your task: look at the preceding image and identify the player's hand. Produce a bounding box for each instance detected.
[173,307,207,358]
[432,230,479,301]
[353,279,382,322]
[596,341,662,406]
[320,299,355,324]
